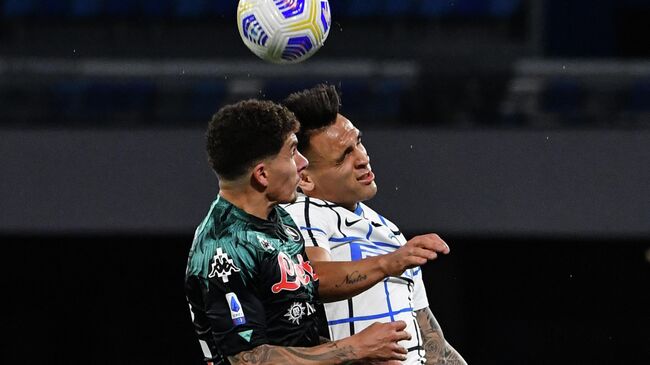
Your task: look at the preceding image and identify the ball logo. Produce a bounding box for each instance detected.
[274,0,305,18]
[271,252,318,293]
[208,247,241,283]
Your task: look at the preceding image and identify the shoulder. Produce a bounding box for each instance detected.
[283,195,338,219]
[283,194,334,211]
[359,202,401,230]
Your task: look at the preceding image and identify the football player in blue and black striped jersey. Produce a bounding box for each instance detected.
[283,85,467,365]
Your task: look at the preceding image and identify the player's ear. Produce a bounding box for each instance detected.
[298,170,315,192]
[251,162,269,188]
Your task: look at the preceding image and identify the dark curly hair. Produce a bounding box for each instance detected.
[282,84,340,153]
[206,99,299,180]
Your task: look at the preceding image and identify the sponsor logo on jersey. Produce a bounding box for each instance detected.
[284,225,302,242]
[257,235,275,251]
[284,302,305,324]
[284,301,316,325]
[344,217,362,227]
[226,292,246,326]
[208,247,241,283]
[271,252,318,293]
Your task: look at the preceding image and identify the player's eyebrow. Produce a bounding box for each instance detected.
[339,146,353,161]
[337,130,360,162]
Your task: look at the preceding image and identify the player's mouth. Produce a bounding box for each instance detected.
[357,171,375,185]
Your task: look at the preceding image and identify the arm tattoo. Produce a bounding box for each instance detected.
[334,271,368,288]
[416,308,467,365]
[228,342,358,364]
[416,308,445,363]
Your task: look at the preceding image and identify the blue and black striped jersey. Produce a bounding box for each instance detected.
[284,194,430,365]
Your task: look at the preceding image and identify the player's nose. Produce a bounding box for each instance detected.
[354,148,370,167]
[295,150,309,172]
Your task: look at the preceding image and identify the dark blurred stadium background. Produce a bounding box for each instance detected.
[1,1,648,364]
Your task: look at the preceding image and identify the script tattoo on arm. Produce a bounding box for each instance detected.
[416,308,467,365]
[334,271,368,288]
[228,342,359,365]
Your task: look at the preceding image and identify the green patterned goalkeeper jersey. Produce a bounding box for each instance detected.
[185,195,323,362]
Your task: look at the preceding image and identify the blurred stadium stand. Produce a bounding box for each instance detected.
[0,0,647,129]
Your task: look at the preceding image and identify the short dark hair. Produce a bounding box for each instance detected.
[206,99,299,180]
[282,84,340,153]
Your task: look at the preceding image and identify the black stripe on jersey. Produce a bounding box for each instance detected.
[407,345,424,352]
[303,196,319,247]
[390,276,415,286]
[409,314,423,353]
[333,207,346,238]
[347,299,355,335]
[295,198,338,208]
[370,220,401,236]
[301,197,348,238]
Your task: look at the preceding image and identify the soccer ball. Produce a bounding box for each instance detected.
[237,0,331,64]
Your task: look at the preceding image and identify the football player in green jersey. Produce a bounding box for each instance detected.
[185,99,412,365]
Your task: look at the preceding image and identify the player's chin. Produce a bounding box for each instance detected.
[358,182,377,201]
[278,191,298,204]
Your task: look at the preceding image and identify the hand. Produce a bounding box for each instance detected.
[348,321,411,362]
[379,233,450,277]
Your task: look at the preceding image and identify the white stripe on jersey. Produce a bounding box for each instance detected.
[283,194,430,365]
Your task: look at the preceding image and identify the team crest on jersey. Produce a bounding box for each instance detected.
[271,252,318,293]
[208,247,241,283]
[257,235,275,251]
[283,225,301,242]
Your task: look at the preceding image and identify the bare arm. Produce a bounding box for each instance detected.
[415,307,467,365]
[228,321,411,365]
[309,234,450,302]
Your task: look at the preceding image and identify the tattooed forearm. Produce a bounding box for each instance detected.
[228,342,358,365]
[285,342,356,361]
[416,307,467,365]
[441,343,467,365]
[229,345,276,364]
[334,271,368,288]
[416,307,445,362]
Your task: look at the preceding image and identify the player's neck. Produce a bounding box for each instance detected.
[219,185,274,221]
[305,191,357,211]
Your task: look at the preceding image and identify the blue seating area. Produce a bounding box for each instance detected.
[1,0,522,19]
[0,76,415,126]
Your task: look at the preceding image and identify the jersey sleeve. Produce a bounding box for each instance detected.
[189,243,270,358]
[284,200,333,252]
[411,267,430,311]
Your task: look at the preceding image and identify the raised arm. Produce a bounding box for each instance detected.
[309,234,450,302]
[228,321,411,365]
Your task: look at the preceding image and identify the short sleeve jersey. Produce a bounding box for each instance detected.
[283,194,430,365]
[185,195,323,362]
